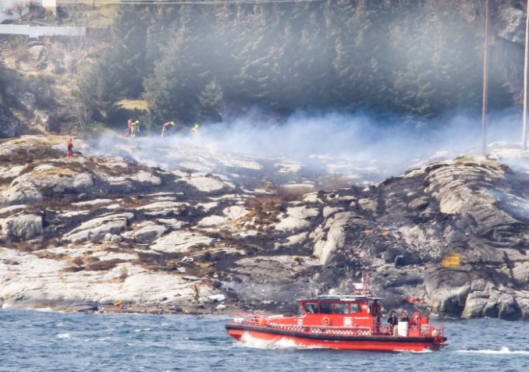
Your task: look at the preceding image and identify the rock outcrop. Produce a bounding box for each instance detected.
[2,136,529,319]
[0,104,22,138]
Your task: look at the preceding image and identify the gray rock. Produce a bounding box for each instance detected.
[462,292,489,318]
[28,45,45,61]
[498,293,521,320]
[150,231,213,253]
[134,225,167,244]
[64,213,134,242]
[73,173,94,191]
[0,205,27,215]
[0,214,43,240]
[137,202,185,217]
[313,212,351,265]
[0,182,43,206]
[513,262,529,285]
[178,174,233,194]
[0,104,22,138]
[275,206,319,232]
[358,198,377,213]
[103,234,123,243]
[517,296,529,318]
[0,166,24,179]
[424,269,470,316]
[18,92,36,113]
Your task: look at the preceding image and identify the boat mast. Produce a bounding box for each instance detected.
[523,0,529,151]
[482,0,490,156]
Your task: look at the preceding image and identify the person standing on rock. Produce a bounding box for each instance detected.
[131,120,140,139]
[124,118,133,137]
[161,121,176,138]
[66,138,73,157]
[193,284,200,302]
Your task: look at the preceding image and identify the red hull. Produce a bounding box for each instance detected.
[226,325,446,352]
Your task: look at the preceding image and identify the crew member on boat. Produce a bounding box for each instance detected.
[387,311,398,334]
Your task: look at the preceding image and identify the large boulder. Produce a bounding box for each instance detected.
[462,289,522,320]
[0,214,43,240]
[150,231,214,253]
[134,225,167,244]
[424,268,470,316]
[313,212,349,265]
[177,173,233,195]
[63,213,134,242]
[0,182,43,206]
[275,206,320,232]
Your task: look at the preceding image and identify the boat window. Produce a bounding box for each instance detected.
[350,303,361,313]
[304,303,319,314]
[334,303,349,314]
[320,303,333,314]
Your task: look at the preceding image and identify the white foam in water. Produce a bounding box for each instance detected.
[56,333,71,339]
[457,346,529,355]
[236,331,321,350]
[394,349,433,354]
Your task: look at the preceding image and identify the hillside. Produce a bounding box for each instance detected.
[0,0,527,135]
[1,135,529,319]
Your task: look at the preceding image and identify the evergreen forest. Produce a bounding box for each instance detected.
[77,0,513,128]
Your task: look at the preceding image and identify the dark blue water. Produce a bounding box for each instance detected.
[1,309,528,372]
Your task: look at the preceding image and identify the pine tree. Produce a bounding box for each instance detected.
[197,81,225,122]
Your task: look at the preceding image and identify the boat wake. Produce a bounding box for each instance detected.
[394,349,433,354]
[457,347,529,355]
[236,332,322,350]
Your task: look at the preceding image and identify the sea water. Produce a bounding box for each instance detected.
[0,309,528,372]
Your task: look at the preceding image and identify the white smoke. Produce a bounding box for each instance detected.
[93,107,525,183]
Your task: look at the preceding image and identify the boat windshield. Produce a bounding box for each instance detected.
[304,303,318,313]
[303,302,363,314]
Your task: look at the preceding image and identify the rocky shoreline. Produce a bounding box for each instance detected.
[2,135,529,320]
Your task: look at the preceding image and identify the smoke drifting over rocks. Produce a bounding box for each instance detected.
[96,108,525,185]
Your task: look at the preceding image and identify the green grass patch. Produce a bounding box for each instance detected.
[115,99,149,111]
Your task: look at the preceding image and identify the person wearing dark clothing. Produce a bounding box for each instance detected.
[387,311,398,326]
[401,312,409,322]
[387,311,398,335]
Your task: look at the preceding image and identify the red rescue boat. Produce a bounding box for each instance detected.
[226,274,447,352]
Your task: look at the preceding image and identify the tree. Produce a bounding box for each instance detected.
[144,31,197,124]
[78,0,517,127]
[76,5,150,120]
[197,81,224,122]
[8,1,29,23]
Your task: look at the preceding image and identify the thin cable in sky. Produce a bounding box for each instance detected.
[55,0,327,4]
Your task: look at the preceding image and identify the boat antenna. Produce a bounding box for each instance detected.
[353,271,372,296]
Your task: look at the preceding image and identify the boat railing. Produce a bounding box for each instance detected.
[416,324,444,338]
[232,314,444,339]
[233,313,282,326]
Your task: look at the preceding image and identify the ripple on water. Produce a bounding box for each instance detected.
[1,311,529,372]
[457,346,529,356]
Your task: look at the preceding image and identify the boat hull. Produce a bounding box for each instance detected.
[226,324,446,352]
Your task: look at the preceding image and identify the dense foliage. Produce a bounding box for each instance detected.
[78,0,512,127]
